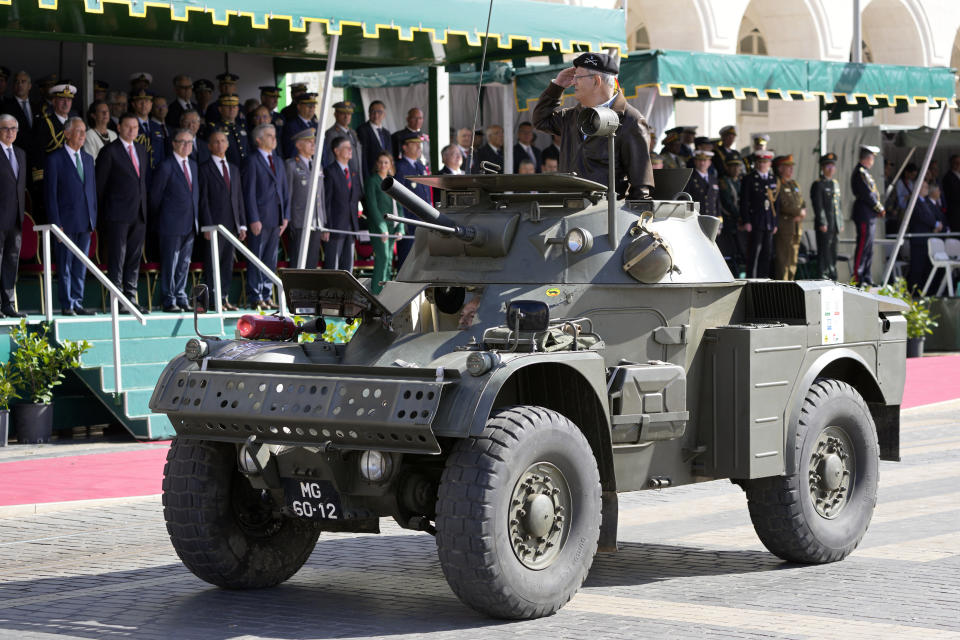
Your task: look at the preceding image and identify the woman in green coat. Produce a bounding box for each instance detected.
[363,151,399,294]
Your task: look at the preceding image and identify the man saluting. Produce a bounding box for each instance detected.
[533,52,654,198]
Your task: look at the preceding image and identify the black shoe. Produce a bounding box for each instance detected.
[74,308,96,316]
[136,304,151,314]
[162,305,182,313]
[1,306,26,318]
[118,307,130,314]
[61,309,76,316]
[180,303,194,313]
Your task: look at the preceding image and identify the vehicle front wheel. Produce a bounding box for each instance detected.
[744,379,879,563]
[162,438,320,588]
[435,406,602,619]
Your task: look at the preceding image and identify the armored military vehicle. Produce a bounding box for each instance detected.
[153,108,906,620]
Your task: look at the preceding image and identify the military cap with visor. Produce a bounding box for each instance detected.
[129,88,155,100]
[819,152,838,166]
[860,144,881,155]
[773,154,795,168]
[216,72,240,83]
[217,94,240,107]
[292,127,317,142]
[259,86,281,97]
[693,149,715,159]
[129,72,153,84]
[332,101,355,113]
[398,130,424,144]
[49,83,77,98]
[193,79,214,92]
[755,149,775,160]
[719,125,737,136]
[296,92,318,104]
[572,52,620,75]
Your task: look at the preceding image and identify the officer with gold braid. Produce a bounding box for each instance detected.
[205,94,249,168]
[33,82,76,181]
[130,88,166,172]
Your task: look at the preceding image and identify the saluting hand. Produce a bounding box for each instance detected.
[554,67,577,89]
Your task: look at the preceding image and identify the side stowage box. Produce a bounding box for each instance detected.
[700,324,807,479]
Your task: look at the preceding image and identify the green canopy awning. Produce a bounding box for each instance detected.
[0,0,626,66]
[334,63,515,88]
[514,49,957,111]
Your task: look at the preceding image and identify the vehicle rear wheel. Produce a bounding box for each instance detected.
[435,406,601,619]
[744,379,879,563]
[162,438,319,588]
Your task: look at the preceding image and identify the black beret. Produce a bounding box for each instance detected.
[573,52,619,75]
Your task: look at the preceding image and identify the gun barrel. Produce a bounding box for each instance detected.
[381,176,476,242]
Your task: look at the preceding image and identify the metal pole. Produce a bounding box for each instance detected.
[203,225,287,317]
[881,103,950,287]
[608,133,617,247]
[42,229,53,323]
[210,230,223,315]
[883,146,916,203]
[84,43,94,112]
[297,34,340,269]
[502,85,514,174]
[111,295,122,394]
[852,0,863,128]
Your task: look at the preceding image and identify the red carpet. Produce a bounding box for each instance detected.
[902,354,960,409]
[0,445,169,507]
[0,355,958,508]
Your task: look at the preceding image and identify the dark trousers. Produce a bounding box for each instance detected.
[158,233,195,308]
[397,234,414,268]
[105,221,146,300]
[746,228,774,278]
[204,232,235,302]
[853,219,876,285]
[289,227,323,269]
[246,224,281,304]
[817,227,839,280]
[908,239,931,293]
[0,228,22,307]
[56,231,90,311]
[322,230,354,272]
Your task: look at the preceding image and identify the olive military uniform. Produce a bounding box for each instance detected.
[718,169,744,275]
[810,154,842,280]
[773,175,805,280]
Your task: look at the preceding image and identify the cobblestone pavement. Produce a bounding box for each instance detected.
[1,401,958,640]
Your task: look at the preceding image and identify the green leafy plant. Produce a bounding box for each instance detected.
[9,320,91,404]
[878,277,938,339]
[0,361,20,411]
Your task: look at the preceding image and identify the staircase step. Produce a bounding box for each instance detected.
[81,336,187,367]
[53,314,230,342]
[123,388,157,418]
[77,362,169,393]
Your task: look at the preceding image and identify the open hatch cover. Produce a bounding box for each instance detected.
[280,269,390,319]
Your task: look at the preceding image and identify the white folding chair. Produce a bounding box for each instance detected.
[921,237,958,297]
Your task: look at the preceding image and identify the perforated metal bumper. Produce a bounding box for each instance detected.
[152,368,454,453]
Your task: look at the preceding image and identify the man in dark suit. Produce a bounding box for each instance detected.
[242,123,289,309]
[150,129,200,312]
[322,135,361,271]
[179,109,210,165]
[391,108,427,163]
[356,100,391,177]
[95,113,149,311]
[394,131,431,267]
[472,124,504,173]
[165,74,196,130]
[0,71,37,158]
[279,82,307,124]
[0,114,27,317]
[320,101,363,195]
[540,133,561,164]
[280,93,318,160]
[942,154,960,232]
[44,117,97,315]
[513,121,542,173]
[199,130,246,310]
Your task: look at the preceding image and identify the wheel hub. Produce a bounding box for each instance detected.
[808,428,855,519]
[508,462,571,570]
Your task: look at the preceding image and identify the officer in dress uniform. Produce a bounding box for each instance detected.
[772,154,807,281]
[687,149,719,218]
[285,128,326,269]
[743,133,770,173]
[851,145,885,286]
[33,82,76,182]
[718,156,745,275]
[280,92,318,160]
[206,94,249,167]
[279,82,308,124]
[205,73,243,126]
[259,86,285,138]
[739,149,778,278]
[713,125,741,176]
[659,132,685,170]
[810,152,842,280]
[130,88,166,171]
[193,79,215,125]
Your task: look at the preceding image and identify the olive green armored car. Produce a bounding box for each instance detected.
[153,111,907,620]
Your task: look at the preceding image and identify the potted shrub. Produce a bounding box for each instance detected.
[8,320,90,444]
[878,278,938,358]
[0,362,18,447]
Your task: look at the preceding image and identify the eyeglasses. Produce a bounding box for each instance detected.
[573,74,596,81]
[0,126,17,132]
[173,139,192,145]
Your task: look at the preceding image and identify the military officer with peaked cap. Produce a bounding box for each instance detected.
[743,133,771,173]
[713,125,741,176]
[259,85,285,136]
[206,72,242,126]
[686,149,719,218]
[285,127,326,269]
[281,92,318,160]
[851,144,885,286]
[193,79,215,123]
[207,94,248,167]
[739,149,778,278]
[33,82,76,184]
[772,154,806,281]
[811,152,842,280]
[533,51,654,199]
[280,82,308,124]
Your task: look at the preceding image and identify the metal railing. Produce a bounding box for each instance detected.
[34,224,146,395]
[202,224,287,317]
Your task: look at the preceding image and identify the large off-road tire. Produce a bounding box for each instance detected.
[162,438,320,588]
[744,379,879,563]
[435,406,602,619]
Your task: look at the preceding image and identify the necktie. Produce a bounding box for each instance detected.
[21,100,31,125]
[268,154,275,175]
[221,159,230,190]
[128,144,140,177]
[6,147,16,178]
[75,151,84,181]
[182,159,192,190]
[345,166,351,190]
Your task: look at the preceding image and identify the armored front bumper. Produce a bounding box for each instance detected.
[150,361,458,453]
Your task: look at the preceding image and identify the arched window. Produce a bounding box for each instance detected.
[738,27,768,114]
[632,24,650,51]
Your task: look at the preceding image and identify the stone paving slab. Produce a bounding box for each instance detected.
[0,402,956,639]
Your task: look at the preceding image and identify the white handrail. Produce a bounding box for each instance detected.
[34,223,146,395]
[200,224,286,317]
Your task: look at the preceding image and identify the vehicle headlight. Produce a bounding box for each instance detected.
[238,445,261,474]
[359,450,392,483]
[565,228,593,253]
[466,351,499,376]
[184,338,209,361]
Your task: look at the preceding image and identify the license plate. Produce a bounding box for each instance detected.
[283,478,342,520]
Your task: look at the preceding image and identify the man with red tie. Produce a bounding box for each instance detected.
[149,129,200,312]
[199,130,246,310]
[322,136,361,271]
